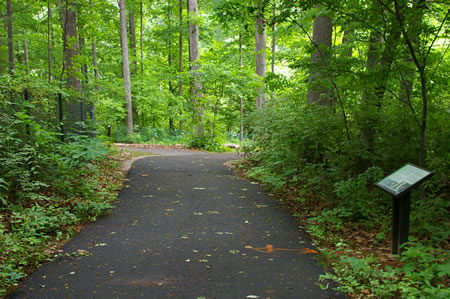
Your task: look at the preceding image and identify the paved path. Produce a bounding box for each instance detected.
[10,151,344,298]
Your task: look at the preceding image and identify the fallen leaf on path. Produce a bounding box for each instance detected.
[94,243,107,247]
[256,204,267,208]
[246,295,260,298]
[207,210,220,214]
[140,174,149,177]
[193,187,206,190]
[198,259,208,263]
[229,250,240,254]
[193,212,203,216]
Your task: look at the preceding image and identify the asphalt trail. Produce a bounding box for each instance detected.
[10,151,344,298]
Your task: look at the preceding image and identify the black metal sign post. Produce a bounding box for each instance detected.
[375,163,433,255]
[391,192,410,254]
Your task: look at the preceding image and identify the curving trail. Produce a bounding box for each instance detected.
[10,149,344,298]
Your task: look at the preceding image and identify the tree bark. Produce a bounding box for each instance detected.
[119,0,134,135]
[7,0,15,73]
[239,32,244,141]
[271,2,276,74]
[48,1,52,82]
[307,6,332,105]
[255,1,266,108]
[188,0,204,135]
[61,0,84,132]
[140,0,144,75]
[129,8,137,75]
[178,0,183,134]
[89,0,99,121]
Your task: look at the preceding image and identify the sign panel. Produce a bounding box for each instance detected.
[376,163,433,197]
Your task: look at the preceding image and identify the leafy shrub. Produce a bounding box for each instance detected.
[321,244,450,298]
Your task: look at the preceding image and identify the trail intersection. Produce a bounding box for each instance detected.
[10,149,343,298]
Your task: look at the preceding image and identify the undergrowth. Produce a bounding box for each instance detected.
[0,101,125,296]
[238,102,449,298]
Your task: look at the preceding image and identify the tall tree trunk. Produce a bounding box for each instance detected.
[178,0,183,134]
[7,0,15,73]
[119,0,134,135]
[271,2,276,74]
[188,0,203,135]
[129,7,138,125]
[48,1,52,82]
[167,0,174,133]
[129,8,137,75]
[140,0,144,75]
[91,35,99,120]
[61,0,84,132]
[307,6,332,105]
[255,1,266,108]
[89,0,99,121]
[239,32,244,141]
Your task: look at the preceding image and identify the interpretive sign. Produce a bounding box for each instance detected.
[375,163,433,254]
[376,163,433,198]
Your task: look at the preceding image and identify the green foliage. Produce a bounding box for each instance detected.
[321,244,450,298]
[0,82,122,295]
[60,135,110,168]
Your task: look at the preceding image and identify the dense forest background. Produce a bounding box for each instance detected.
[1,0,449,297]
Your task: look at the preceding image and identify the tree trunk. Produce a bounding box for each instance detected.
[271,2,276,74]
[140,0,144,75]
[7,0,15,73]
[188,0,203,135]
[61,0,84,132]
[239,32,244,141]
[89,0,99,121]
[129,8,137,75]
[307,6,332,105]
[178,0,183,134]
[119,0,134,135]
[168,0,174,134]
[255,1,266,108]
[48,2,52,82]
